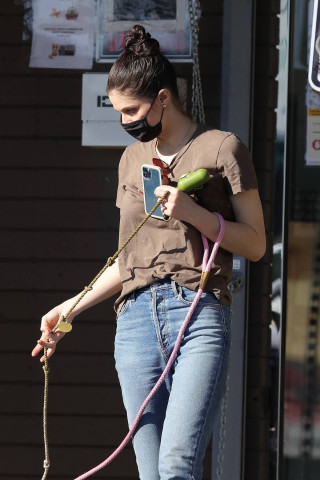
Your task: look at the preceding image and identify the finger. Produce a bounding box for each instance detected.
[36,330,56,347]
[40,347,55,363]
[32,342,55,362]
[37,329,64,349]
[154,185,175,197]
[40,313,59,333]
[31,343,44,357]
[37,338,56,349]
[40,329,61,341]
[40,325,50,334]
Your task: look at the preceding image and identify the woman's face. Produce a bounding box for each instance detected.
[108,90,160,125]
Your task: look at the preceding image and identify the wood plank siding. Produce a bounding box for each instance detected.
[0,1,224,479]
[246,1,280,479]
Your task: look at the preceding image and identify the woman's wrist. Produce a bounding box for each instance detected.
[60,296,80,322]
[187,203,220,242]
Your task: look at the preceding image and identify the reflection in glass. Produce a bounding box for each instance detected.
[281,0,320,479]
[284,222,320,478]
[272,0,289,478]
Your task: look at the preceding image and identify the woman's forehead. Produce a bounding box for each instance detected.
[108,90,150,111]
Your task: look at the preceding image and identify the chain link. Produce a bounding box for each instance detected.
[188,0,205,124]
[216,377,229,480]
[215,276,244,478]
[41,349,50,480]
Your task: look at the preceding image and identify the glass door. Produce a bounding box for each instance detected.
[276,1,320,478]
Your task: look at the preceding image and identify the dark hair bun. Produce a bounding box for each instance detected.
[125,25,160,57]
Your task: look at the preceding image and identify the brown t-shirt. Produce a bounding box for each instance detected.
[115,124,258,310]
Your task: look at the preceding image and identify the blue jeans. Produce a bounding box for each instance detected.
[114,279,231,480]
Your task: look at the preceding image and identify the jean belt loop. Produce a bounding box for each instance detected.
[171,279,179,297]
[127,290,136,302]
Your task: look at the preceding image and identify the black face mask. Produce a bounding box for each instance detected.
[120,98,165,143]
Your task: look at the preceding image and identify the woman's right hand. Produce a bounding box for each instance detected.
[31,301,76,362]
[31,259,122,362]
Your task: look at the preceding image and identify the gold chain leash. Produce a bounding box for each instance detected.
[188,0,205,124]
[41,347,50,480]
[41,191,169,480]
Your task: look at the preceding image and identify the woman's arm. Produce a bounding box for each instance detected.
[64,258,122,316]
[189,189,266,261]
[155,186,266,262]
[32,258,122,361]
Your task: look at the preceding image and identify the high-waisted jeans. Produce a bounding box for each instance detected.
[114,279,231,480]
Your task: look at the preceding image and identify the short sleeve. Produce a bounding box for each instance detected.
[116,150,127,208]
[216,134,258,195]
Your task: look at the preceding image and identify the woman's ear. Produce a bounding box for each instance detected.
[158,88,170,107]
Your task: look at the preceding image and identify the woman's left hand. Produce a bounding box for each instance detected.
[155,185,266,262]
[154,185,198,222]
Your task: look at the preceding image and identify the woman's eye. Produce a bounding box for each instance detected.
[125,108,138,115]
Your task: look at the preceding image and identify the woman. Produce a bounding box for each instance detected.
[32,25,265,480]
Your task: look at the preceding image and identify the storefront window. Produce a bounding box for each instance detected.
[277,0,320,478]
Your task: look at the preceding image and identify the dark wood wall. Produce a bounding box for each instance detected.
[0,1,223,479]
[246,1,280,479]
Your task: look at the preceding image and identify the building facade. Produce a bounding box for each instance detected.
[3,1,318,480]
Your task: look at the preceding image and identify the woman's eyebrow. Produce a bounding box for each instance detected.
[121,105,138,112]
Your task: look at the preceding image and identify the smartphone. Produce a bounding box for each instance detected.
[141,164,164,220]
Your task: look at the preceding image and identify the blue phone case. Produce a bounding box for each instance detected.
[142,164,164,220]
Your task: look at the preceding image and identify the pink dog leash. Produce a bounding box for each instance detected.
[74,212,225,480]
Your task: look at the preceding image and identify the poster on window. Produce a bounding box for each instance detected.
[96,0,192,62]
[306,87,320,165]
[309,0,320,91]
[30,0,95,69]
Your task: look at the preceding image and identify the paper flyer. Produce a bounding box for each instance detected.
[30,0,95,69]
[306,86,320,165]
[309,0,320,92]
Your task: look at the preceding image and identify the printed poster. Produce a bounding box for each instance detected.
[306,87,320,165]
[30,0,95,69]
[309,0,320,92]
[95,0,192,62]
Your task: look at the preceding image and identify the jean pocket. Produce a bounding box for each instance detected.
[177,284,221,308]
[116,293,134,319]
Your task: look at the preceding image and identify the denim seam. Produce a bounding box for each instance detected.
[151,290,169,363]
[190,312,228,479]
[220,304,229,339]
[116,298,130,319]
[159,289,171,352]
